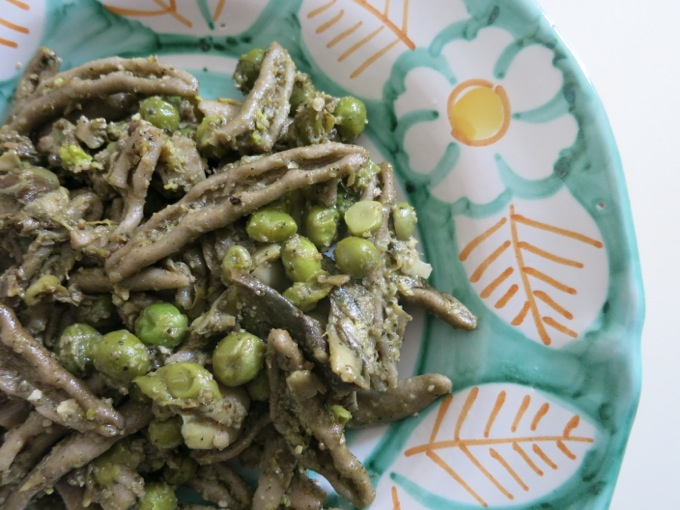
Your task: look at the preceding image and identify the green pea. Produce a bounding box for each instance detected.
[55,323,101,377]
[281,235,323,283]
[343,200,383,237]
[212,331,266,387]
[163,456,198,485]
[353,161,381,189]
[135,362,221,403]
[196,115,219,143]
[148,416,183,449]
[93,330,150,384]
[163,362,220,400]
[139,96,180,131]
[334,237,380,277]
[392,201,418,240]
[290,76,315,111]
[180,415,230,450]
[140,482,177,510]
[133,372,168,402]
[221,245,253,282]
[196,115,226,159]
[58,144,95,172]
[135,302,188,348]
[329,404,352,424]
[23,274,61,306]
[305,206,339,249]
[233,47,265,92]
[334,96,367,141]
[246,370,270,402]
[282,280,332,312]
[246,209,298,243]
[292,98,335,146]
[252,243,282,267]
[92,461,120,486]
[92,441,143,485]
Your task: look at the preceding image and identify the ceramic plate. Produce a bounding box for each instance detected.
[0,1,644,508]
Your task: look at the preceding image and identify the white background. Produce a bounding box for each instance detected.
[536,1,680,508]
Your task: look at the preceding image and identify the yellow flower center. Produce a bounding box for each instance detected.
[447,79,511,146]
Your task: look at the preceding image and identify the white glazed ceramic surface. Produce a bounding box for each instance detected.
[0,1,643,508]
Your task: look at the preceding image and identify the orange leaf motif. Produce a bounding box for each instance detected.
[391,485,401,510]
[0,0,45,82]
[456,193,607,348]
[104,0,193,28]
[398,384,596,507]
[0,0,31,49]
[99,0,260,34]
[306,0,414,78]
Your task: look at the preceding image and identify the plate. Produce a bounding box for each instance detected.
[0,1,643,508]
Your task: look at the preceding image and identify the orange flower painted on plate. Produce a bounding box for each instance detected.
[448,79,511,146]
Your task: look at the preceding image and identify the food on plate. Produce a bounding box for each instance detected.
[0,42,476,509]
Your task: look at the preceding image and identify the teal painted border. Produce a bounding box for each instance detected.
[0,1,643,508]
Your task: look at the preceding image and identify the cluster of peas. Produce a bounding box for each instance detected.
[133,48,371,152]
[225,176,418,312]
[232,46,370,145]
[55,302,266,394]
[55,302,266,508]
[55,178,419,400]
